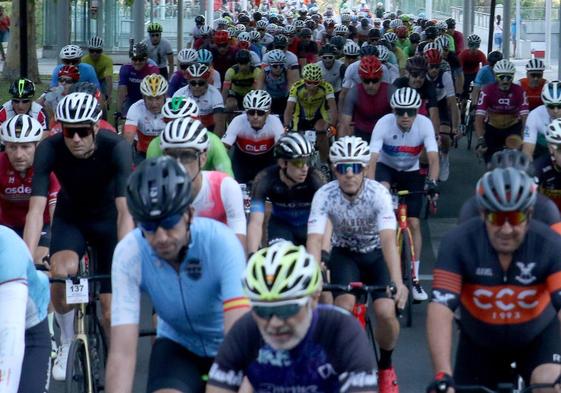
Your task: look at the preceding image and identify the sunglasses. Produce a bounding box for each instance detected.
[138,213,183,233]
[322,55,335,60]
[189,80,207,87]
[485,210,528,226]
[547,104,561,110]
[131,57,146,63]
[345,55,358,59]
[63,59,79,65]
[89,49,102,54]
[217,43,229,48]
[289,158,311,168]
[305,80,320,86]
[395,108,418,117]
[271,63,284,68]
[12,99,30,104]
[59,78,76,84]
[529,73,543,78]
[62,125,94,139]
[362,78,380,85]
[253,302,303,320]
[247,109,267,117]
[166,150,200,164]
[497,74,513,81]
[179,63,190,70]
[150,33,161,37]
[335,162,365,175]
[409,71,426,78]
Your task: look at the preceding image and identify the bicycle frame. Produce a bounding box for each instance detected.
[73,302,96,393]
[394,191,417,282]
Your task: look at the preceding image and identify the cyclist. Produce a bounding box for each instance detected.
[24,92,134,381]
[172,63,225,135]
[168,48,199,96]
[39,65,80,126]
[82,36,114,105]
[192,15,206,39]
[107,156,249,393]
[368,87,440,302]
[124,74,168,164]
[222,90,284,184]
[474,59,529,162]
[210,30,237,82]
[0,115,59,263]
[436,35,464,95]
[471,50,503,106]
[263,49,290,116]
[0,226,50,393]
[519,58,547,111]
[248,133,325,253]
[206,241,378,393]
[193,24,213,50]
[144,22,174,79]
[377,44,400,82]
[523,81,561,159]
[534,118,561,212]
[315,43,346,101]
[307,136,407,393]
[116,42,160,116]
[222,49,265,112]
[427,167,561,393]
[445,18,463,54]
[160,117,246,247]
[0,78,48,130]
[338,55,395,139]
[49,44,100,89]
[284,63,337,164]
[197,48,222,89]
[297,27,319,66]
[458,34,487,118]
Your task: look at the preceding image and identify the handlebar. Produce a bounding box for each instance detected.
[49,274,111,285]
[323,281,397,297]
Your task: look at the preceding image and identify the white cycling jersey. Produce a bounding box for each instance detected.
[315,59,345,93]
[370,113,439,171]
[263,50,299,69]
[523,105,550,145]
[342,60,394,89]
[125,99,166,137]
[173,84,224,116]
[192,171,246,235]
[308,179,396,253]
[221,113,284,155]
[426,70,455,102]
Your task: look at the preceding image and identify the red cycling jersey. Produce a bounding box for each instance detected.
[0,101,48,129]
[0,153,59,229]
[476,83,529,129]
[519,78,546,111]
[458,48,487,75]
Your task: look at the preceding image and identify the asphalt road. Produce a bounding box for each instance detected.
[48,136,486,393]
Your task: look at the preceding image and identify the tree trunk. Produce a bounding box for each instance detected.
[3,0,40,82]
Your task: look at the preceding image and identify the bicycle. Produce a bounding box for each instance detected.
[461,82,475,150]
[453,380,561,392]
[50,248,110,393]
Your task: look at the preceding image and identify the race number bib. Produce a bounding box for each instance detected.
[66,279,89,304]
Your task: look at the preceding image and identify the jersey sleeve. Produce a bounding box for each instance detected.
[342,87,358,116]
[83,65,101,88]
[307,185,330,234]
[207,133,233,176]
[523,109,539,144]
[221,115,242,146]
[100,57,114,79]
[210,87,225,110]
[421,117,439,152]
[0,227,32,284]
[473,68,486,87]
[118,66,129,86]
[111,232,142,326]
[224,68,234,83]
[442,71,456,98]
[475,87,489,116]
[375,186,397,231]
[369,116,387,153]
[47,173,60,207]
[323,82,335,100]
[50,65,61,87]
[342,64,355,89]
[112,137,133,198]
[220,177,247,235]
[31,138,56,197]
[146,136,163,158]
[288,82,300,103]
[431,227,464,311]
[124,102,140,127]
[271,116,285,140]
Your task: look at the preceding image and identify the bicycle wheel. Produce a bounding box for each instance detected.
[399,230,414,328]
[88,303,107,391]
[65,339,92,393]
[364,315,380,366]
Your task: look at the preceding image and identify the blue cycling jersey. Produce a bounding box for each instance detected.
[474,65,496,88]
[50,63,101,89]
[111,217,249,357]
[0,225,49,329]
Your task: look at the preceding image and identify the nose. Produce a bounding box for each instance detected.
[72,132,82,142]
[267,315,285,327]
[153,227,168,242]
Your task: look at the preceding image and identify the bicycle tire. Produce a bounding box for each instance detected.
[364,316,380,367]
[399,230,414,328]
[88,302,107,391]
[65,339,92,393]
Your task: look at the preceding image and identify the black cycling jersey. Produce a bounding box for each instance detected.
[393,77,438,109]
[432,218,561,349]
[207,305,377,393]
[458,194,561,227]
[32,131,132,219]
[534,154,561,212]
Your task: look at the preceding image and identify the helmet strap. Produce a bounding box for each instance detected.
[339,174,365,199]
[281,163,300,185]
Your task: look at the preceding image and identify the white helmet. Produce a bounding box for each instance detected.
[493,59,516,75]
[343,41,360,56]
[161,96,200,120]
[161,117,209,151]
[526,58,545,72]
[283,24,296,35]
[177,48,198,64]
[238,32,251,42]
[541,81,561,105]
[60,44,83,60]
[235,23,247,32]
[376,45,390,62]
[390,87,421,109]
[329,136,371,164]
[334,24,349,35]
[186,63,210,79]
[266,49,287,65]
[256,20,268,29]
[1,114,43,144]
[199,25,213,35]
[389,19,402,29]
[140,74,168,97]
[545,118,561,145]
[87,36,103,50]
[243,90,272,111]
[56,92,102,124]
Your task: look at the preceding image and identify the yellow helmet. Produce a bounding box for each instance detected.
[140,74,168,97]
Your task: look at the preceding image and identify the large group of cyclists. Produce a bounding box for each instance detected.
[3,1,561,392]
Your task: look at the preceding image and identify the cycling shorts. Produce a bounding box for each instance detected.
[375,162,425,218]
[295,112,324,132]
[483,122,523,163]
[227,91,245,110]
[454,318,561,388]
[271,97,288,117]
[232,146,275,185]
[267,215,307,246]
[328,246,390,301]
[19,318,50,393]
[50,214,118,293]
[462,73,477,99]
[147,337,214,393]
[13,224,51,249]
[437,98,450,126]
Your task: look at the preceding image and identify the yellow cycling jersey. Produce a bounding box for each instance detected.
[82,53,114,80]
[287,80,335,124]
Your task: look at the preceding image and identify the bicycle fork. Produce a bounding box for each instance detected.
[397,203,418,282]
[75,304,95,393]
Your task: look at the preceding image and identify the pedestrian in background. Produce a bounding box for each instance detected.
[0,6,10,61]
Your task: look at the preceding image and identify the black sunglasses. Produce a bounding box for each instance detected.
[394,108,418,117]
[62,125,94,139]
[547,104,561,110]
[89,49,102,54]
[247,109,266,116]
[189,80,207,87]
[362,78,380,85]
[12,99,31,104]
[409,71,426,78]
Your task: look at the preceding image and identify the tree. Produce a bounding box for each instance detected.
[3,0,40,82]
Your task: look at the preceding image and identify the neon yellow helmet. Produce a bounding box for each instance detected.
[147,22,163,33]
[302,63,323,82]
[140,74,168,97]
[243,241,322,303]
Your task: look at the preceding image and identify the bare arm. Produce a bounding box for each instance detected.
[470,86,480,108]
[122,124,137,144]
[306,233,323,267]
[167,54,174,77]
[253,71,265,90]
[474,115,485,138]
[426,302,454,374]
[522,143,535,159]
[247,212,265,254]
[213,112,226,137]
[105,324,139,393]
[367,153,379,180]
[520,114,528,132]
[338,88,348,117]
[283,101,296,129]
[327,98,337,126]
[115,197,134,240]
[23,196,47,255]
[224,307,249,334]
[447,96,460,132]
[117,85,127,113]
[338,114,352,137]
[287,68,299,87]
[427,151,440,182]
[379,229,408,309]
[429,107,441,138]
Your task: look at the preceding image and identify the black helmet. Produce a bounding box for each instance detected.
[235,49,251,64]
[195,15,205,25]
[69,81,99,98]
[368,28,381,38]
[126,156,193,222]
[489,149,532,175]
[273,35,288,49]
[406,55,427,71]
[299,27,312,38]
[409,32,421,44]
[130,42,148,58]
[9,78,35,99]
[424,26,438,40]
[274,133,314,159]
[329,35,346,50]
[238,14,250,24]
[253,11,262,21]
[319,44,337,56]
[487,50,503,66]
[445,18,456,28]
[360,44,379,57]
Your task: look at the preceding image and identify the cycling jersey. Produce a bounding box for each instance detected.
[0,153,59,229]
[476,83,529,129]
[49,119,116,136]
[172,84,224,127]
[523,105,550,149]
[458,49,487,75]
[251,165,325,227]
[518,78,546,111]
[111,217,249,357]
[168,69,222,95]
[207,305,377,393]
[0,225,49,329]
[144,37,173,68]
[432,218,561,349]
[315,59,345,93]
[426,69,455,102]
[211,46,237,81]
[0,101,47,129]
[224,65,264,96]
[308,179,396,253]
[222,113,284,155]
[342,61,394,88]
[125,99,166,152]
[118,63,161,109]
[370,113,439,171]
[473,65,495,88]
[342,82,394,137]
[297,40,319,64]
[393,77,438,117]
[82,53,114,81]
[288,80,335,123]
[146,132,234,177]
[263,68,289,99]
[50,63,101,89]
[192,171,246,235]
[395,39,413,57]
[534,154,561,212]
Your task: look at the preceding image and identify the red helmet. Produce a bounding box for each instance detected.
[424,48,441,65]
[395,25,408,39]
[214,30,229,45]
[58,65,80,81]
[358,55,383,80]
[238,40,250,50]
